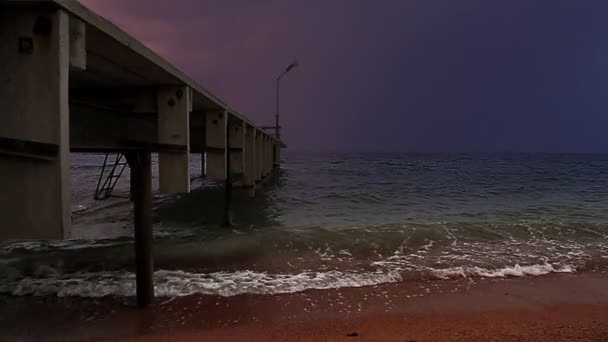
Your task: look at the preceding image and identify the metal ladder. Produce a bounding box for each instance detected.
[94,152,128,200]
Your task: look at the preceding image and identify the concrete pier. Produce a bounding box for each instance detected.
[243,126,256,196]
[158,86,191,194]
[255,132,264,183]
[228,119,245,186]
[263,137,272,178]
[1,0,284,305]
[0,7,72,239]
[206,111,227,181]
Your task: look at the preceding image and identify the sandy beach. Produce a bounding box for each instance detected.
[3,0,608,340]
[2,271,608,341]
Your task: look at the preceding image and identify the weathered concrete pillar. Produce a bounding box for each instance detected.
[255,131,263,183]
[269,139,273,175]
[243,125,256,196]
[264,137,271,177]
[228,119,245,186]
[0,9,73,239]
[206,111,227,180]
[273,142,281,169]
[157,86,191,194]
[261,137,267,177]
[262,136,268,177]
[222,116,233,227]
[269,139,274,174]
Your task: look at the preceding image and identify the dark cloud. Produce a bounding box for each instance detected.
[81,0,608,152]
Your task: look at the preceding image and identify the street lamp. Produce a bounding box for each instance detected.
[275,59,299,140]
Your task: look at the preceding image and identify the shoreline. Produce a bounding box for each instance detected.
[1,271,608,341]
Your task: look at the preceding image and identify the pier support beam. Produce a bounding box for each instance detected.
[206,111,227,181]
[263,137,271,177]
[126,151,154,307]
[269,140,274,174]
[0,9,72,239]
[268,139,273,175]
[260,137,264,179]
[229,120,245,186]
[222,116,233,227]
[157,86,191,194]
[266,138,272,175]
[255,131,263,184]
[273,143,280,169]
[243,125,256,196]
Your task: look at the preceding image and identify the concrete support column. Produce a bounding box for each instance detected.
[261,137,267,177]
[243,125,256,196]
[222,116,233,227]
[268,140,274,174]
[206,111,227,180]
[157,86,191,194]
[228,119,245,186]
[262,138,265,177]
[255,131,263,183]
[269,140,273,175]
[264,137,271,177]
[0,9,72,239]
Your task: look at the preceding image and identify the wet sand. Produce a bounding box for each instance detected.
[150,304,608,341]
[2,272,608,341]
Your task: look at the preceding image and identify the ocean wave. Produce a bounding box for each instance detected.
[0,239,131,254]
[0,262,577,298]
[428,263,575,279]
[0,269,402,298]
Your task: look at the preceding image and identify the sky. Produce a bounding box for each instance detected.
[80,0,608,153]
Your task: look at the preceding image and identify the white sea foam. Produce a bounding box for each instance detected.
[429,263,575,279]
[0,262,579,298]
[0,269,403,298]
[1,239,129,253]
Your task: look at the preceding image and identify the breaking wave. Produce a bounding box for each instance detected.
[0,262,576,298]
[0,269,402,298]
[428,262,575,279]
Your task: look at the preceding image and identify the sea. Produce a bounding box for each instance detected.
[1,152,608,298]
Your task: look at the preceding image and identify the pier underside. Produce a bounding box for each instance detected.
[1,1,283,305]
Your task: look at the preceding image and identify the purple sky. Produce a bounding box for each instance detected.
[81,0,608,152]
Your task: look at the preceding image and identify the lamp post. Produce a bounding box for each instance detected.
[275,59,299,141]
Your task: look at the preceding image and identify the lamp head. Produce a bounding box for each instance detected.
[286,59,299,73]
